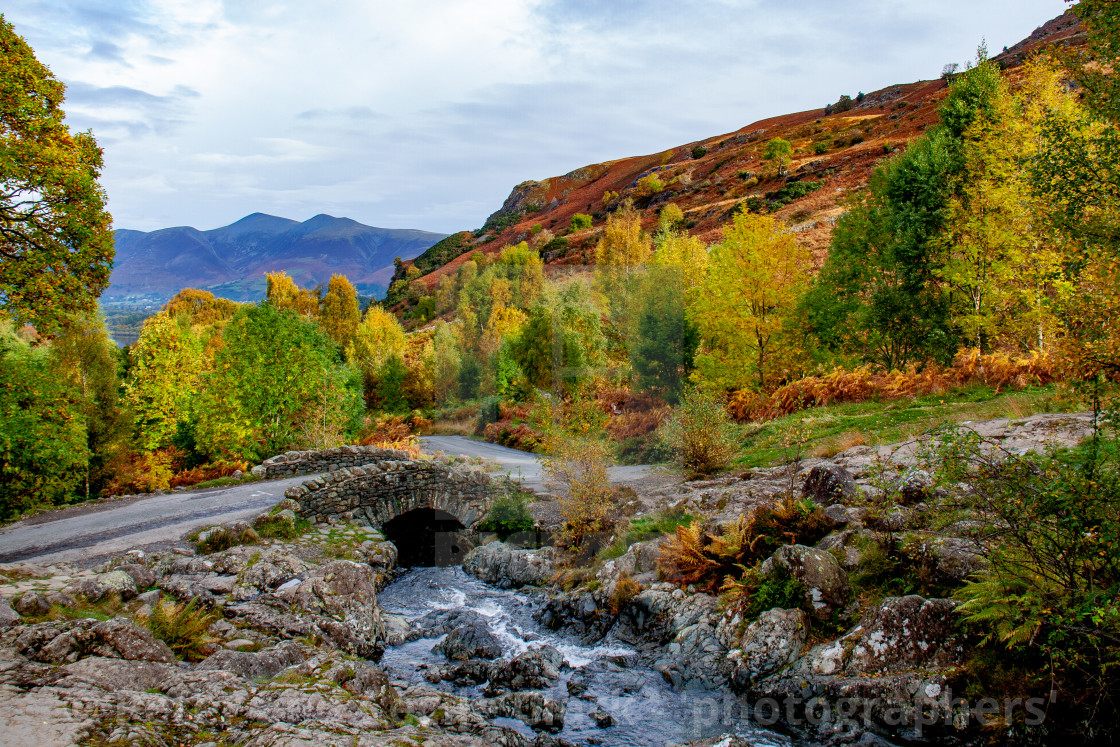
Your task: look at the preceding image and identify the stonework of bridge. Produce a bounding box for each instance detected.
[282,455,513,565]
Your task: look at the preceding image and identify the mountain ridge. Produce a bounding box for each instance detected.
[107,213,447,304]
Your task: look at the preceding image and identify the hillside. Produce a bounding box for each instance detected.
[107,213,447,304]
[390,11,1085,297]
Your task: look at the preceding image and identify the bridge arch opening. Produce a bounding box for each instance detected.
[383,508,470,567]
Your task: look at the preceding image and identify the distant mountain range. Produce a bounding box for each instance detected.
[106,213,447,304]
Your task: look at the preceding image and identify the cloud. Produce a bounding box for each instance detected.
[1,0,1071,234]
[296,106,380,121]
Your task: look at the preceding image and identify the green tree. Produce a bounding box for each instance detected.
[52,313,130,500]
[632,268,699,403]
[0,320,88,518]
[763,138,793,177]
[125,313,206,452]
[195,304,361,461]
[804,130,958,368]
[570,213,593,231]
[0,16,114,332]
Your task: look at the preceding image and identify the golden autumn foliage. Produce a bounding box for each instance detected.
[727,348,1058,422]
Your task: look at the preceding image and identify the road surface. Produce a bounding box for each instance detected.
[419,435,651,491]
[0,478,304,566]
[0,437,650,565]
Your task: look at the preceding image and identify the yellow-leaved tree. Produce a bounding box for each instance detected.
[265,271,319,319]
[346,306,407,377]
[694,212,811,391]
[319,274,361,350]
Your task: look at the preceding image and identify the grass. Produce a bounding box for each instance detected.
[194,474,261,490]
[734,383,1078,468]
[597,506,694,562]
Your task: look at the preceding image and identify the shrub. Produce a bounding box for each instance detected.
[691,145,708,159]
[140,599,219,662]
[254,513,300,540]
[542,435,618,550]
[659,387,737,474]
[721,567,805,620]
[570,213,593,231]
[812,141,829,155]
[658,496,831,592]
[479,490,535,539]
[637,173,664,195]
[608,573,642,614]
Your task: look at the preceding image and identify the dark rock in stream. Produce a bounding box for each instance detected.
[434,620,504,661]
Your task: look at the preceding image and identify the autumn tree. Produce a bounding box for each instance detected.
[595,201,651,279]
[319,274,361,350]
[0,17,114,332]
[265,271,319,318]
[346,305,407,406]
[695,212,811,390]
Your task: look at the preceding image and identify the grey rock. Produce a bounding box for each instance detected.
[63,570,138,603]
[434,621,502,661]
[589,707,615,727]
[761,544,850,619]
[13,591,51,617]
[486,645,563,693]
[116,563,157,591]
[3,618,174,664]
[463,542,556,589]
[731,608,810,686]
[196,641,309,680]
[478,691,565,733]
[802,463,857,505]
[0,595,18,628]
[897,469,933,505]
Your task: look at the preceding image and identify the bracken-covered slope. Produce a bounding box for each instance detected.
[393,10,1085,295]
[108,213,447,304]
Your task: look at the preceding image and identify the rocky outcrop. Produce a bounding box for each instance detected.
[748,595,966,743]
[225,560,386,659]
[463,542,557,589]
[1,618,174,664]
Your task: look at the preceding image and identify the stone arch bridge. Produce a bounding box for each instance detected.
[282,455,514,566]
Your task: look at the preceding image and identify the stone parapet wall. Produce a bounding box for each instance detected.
[251,445,410,479]
[285,459,504,529]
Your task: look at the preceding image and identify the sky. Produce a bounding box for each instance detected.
[6,0,1070,234]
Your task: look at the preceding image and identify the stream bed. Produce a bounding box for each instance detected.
[377,566,794,747]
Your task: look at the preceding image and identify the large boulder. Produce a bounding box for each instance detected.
[730,608,810,687]
[761,544,850,619]
[434,621,503,661]
[802,463,857,505]
[463,542,556,589]
[62,571,138,603]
